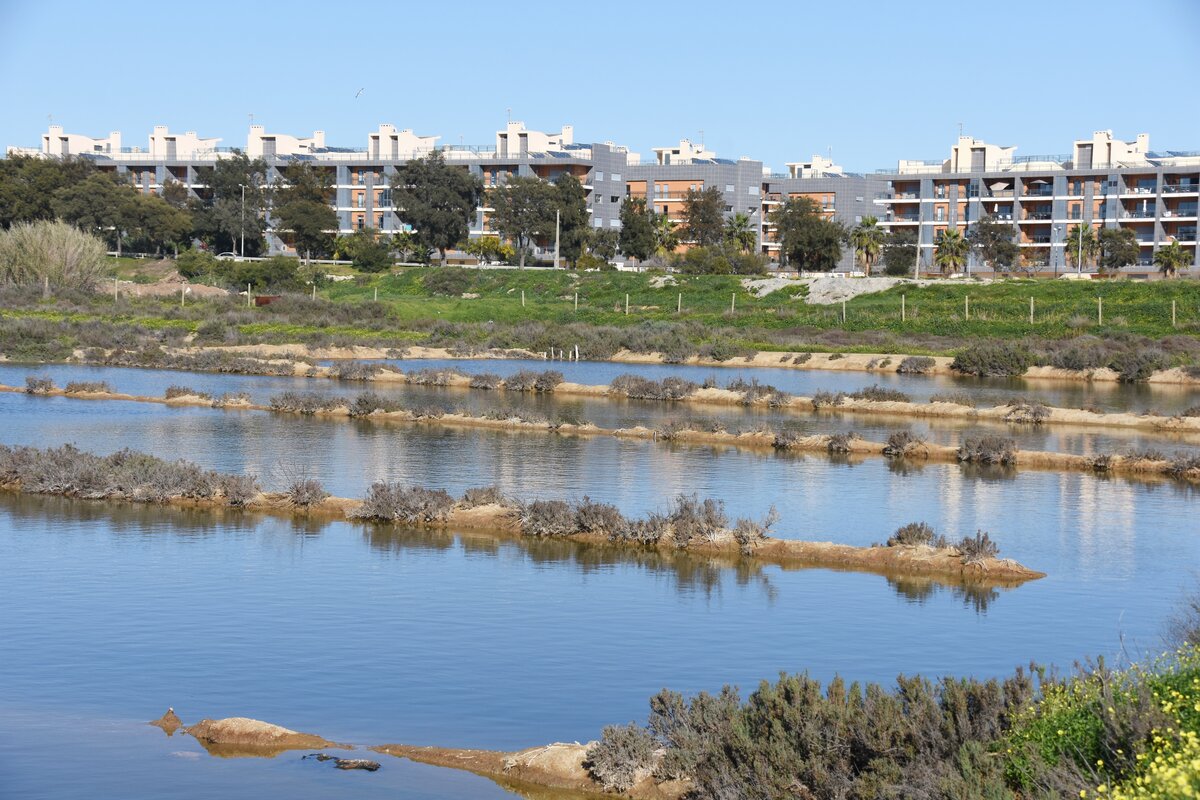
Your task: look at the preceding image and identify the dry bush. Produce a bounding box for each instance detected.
[669,494,728,548]
[468,372,502,390]
[727,378,791,407]
[887,521,946,548]
[826,432,859,454]
[848,384,911,403]
[584,723,658,793]
[957,436,1017,465]
[609,374,697,401]
[460,485,506,507]
[574,497,628,536]
[1165,452,1200,478]
[24,375,54,394]
[63,381,110,394]
[505,369,563,393]
[216,474,259,506]
[928,391,976,407]
[896,355,936,374]
[286,478,328,507]
[1005,398,1051,424]
[957,530,1000,564]
[331,361,382,381]
[882,431,927,458]
[351,482,455,523]
[164,385,211,400]
[406,367,464,386]
[811,390,846,408]
[211,391,251,407]
[0,220,108,289]
[732,506,778,554]
[269,391,344,415]
[348,392,403,417]
[519,499,577,537]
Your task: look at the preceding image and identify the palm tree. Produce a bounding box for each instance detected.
[724,212,756,253]
[933,229,968,273]
[652,212,679,256]
[1064,224,1097,271]
[848,216,884,275]
[1153,240,1190,278]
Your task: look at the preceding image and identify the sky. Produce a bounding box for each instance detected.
[2,0,1198,173]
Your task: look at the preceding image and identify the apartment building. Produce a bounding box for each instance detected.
[875,131,1200,273]
[8,122,1195,273]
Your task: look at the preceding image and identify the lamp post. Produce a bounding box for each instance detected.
[239,183,246,258]
[1052,225,1061,278]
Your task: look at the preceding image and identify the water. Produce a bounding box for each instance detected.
[1,364,1198,799]
[3,362,1199,457]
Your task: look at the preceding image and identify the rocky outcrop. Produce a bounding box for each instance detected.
[185,717,342,757]
[149,707,182,736]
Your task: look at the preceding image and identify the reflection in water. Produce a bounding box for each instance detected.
[0,492,1029,613]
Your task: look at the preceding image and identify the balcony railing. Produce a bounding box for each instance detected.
[1023,211,1052,221]
[1124,185,1157,194]
[1163,183,1200,193]
[1173,228,1197,241]
[1022,187,1054,197]
[1123,209,1157,219]
[987,189,1015,197]
[1024,235,1052,244]
[1164,207,1199,218]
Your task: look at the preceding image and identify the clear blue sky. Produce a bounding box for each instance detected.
[2,0,1197,172]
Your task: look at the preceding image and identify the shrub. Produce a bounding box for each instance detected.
[669,494,728,548]
[584,723,657,793]
[216,474,259,506]
[1124,448,1166,463]
[848,384,911,403]
[460,485,506,507]
[951,342,1033,377]
[1109,348,1170,382]
[929,392,976,407]
[0,220,108,289]
[63,381,110,394]
[176,250,220,280]
[505,370,563,393]
[882,431,927,458]
[811,390,846,408]
[896,356,937,374]
[728,378,790,407]
[826,432,859,453]
[164,385,211,400]
[286,478,328,507]
[828,352,844,361]
[270,391,344,415]
[1166,453,1200,479]
[618,513,671,545]
[887,521,946,547]
[468,372,502,390]
[423,267,473,296]
[1005,398,1051,425]
[1181,406,1200,418]
[957,530,1000,564]
[24,375,54,394]
[351,482,455,523]
[211,391,251,407]
[331,361,381,381]
[792,353,812,365]
[609,374,697,401]
[772,430,802,449]
[575,497,628,536]
[407,367,463,386]
[732,507,778,554]
[348,392,401,417]
[957,436,1017,465]
[519,499,577,537]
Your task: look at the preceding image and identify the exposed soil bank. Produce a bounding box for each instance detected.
[195,342,1200,386]
[373,743,683,800]
[185,717,344,758]
[6,384,1198,486]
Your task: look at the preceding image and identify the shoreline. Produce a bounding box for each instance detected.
[6,384,1199,485]
[0,450,1044,587]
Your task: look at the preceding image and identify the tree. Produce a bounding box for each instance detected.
[487,175,556,268]
[652,211,680,257]
[190,151,268,256]
[0,155,96,228]
[390,152,482,264]
[933,229,968,273]
[724,212,756,253]
[392,230,429,264]
[274,199,337,262]
[51,172,125,247]
[1064,224,1097,271]
[589,229,619,261]
[161,178,190,209]
[965,215,1018,273]
[882,228,918,276]
[552,174,590,266]
[120,191,192,255]
[273,163,333,208]
[618,197,655,262]
[770,197,845,272]
[336,228,393,272]
[682,187,725,247]
[1097,227,1140,272]
[848,216,885,275]
[1153,240,1191,278]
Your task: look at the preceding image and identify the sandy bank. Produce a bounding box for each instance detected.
[6,384,1198,486]
[185,716,343,758]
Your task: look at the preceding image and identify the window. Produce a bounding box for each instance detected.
[611,195,619,203]
[594,218,604,228]
[596,171,604,182]
[610,173,620,183]
[748,186,757,195]
[725,184,734,192]
[595,195,603,204]
[377,214,384,228]
[609,219,620,227]
[856,196,864,202]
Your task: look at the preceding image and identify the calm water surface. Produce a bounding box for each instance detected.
[1,363,1197,799]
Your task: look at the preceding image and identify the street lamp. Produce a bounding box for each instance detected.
[1052,225,1061,278]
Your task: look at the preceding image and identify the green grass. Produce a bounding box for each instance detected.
[318,268,1200,342]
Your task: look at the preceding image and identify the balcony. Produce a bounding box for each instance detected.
[1023,235,1052,244]
[1022,187,1054,197]
[1174,227,1198,242]
[987,189,1015,197]
[1163,183,1199,194]
[1022,210,1052,221]
[1124,185,1157,195]
[1164,206,1199,218]
[1123,209,1157,219]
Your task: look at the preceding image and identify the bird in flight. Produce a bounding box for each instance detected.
[355,87,365,99]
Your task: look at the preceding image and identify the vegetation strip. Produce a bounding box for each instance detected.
[0,443,1043,586]
[9,381,1200,484]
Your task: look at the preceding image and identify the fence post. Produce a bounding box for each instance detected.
[521,290,526,308]
[181,286,185,307]
[1172,299,1177,327]
[677,292,682,313]
[312,285,316,300]
[247,284,252,308]
[374,287,378,302]
[901,293,906,322]
[625,293,629,315]
[731,293,736,313]
[1098,296,1103,325]
[965,294,970,321]
[841,299,846,323]
[1029,296,1034,325]
[574,292,578,312]
[114,277,119,301]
